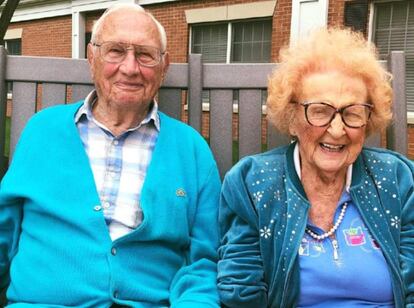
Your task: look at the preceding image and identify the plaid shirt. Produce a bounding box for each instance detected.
[75,91,159,240]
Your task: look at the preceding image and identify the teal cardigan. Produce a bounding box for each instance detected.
[0,102,221,307]
[218,143,414,308]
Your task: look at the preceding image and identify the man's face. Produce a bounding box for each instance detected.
[88,10,169,112]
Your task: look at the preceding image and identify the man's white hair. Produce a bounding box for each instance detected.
[90,3,167,52]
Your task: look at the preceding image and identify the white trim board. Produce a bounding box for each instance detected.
[7,0,180,22]
[185,1,277,24]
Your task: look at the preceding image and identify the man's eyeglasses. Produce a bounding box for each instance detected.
[92,41,165,67]
[301,102,373,128]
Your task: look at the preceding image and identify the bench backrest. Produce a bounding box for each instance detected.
[0,47,407,178]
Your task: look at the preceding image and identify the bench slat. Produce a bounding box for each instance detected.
[71,85,95,103]
[239,89,262,158]
[387,51,407,154]
[162,64,188,88]
[204,63,275,88]
[187,54,202,132]
[210,90,233,178]
[267,124,290,150]
[365,133,381,148]
[10,82,37,158]
[0,47,7,176]
[6,56,91,84]
[42,83,67,109]
[158,88,182,119]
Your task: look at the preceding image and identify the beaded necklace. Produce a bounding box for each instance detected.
[305,202,348,241]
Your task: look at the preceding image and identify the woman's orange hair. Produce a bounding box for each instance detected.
[267,27,392,136]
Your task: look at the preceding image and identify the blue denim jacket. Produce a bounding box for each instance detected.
[218,142,414,308]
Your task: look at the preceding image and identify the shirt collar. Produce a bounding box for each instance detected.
[75,90,160,132]
[293,143,352,192]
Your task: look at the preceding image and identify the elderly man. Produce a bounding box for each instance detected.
[0,4,221,307]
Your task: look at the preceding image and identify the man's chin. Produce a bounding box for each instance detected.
[112,94,148,105]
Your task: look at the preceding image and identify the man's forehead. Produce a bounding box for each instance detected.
[103,10,156,31]
[99,10,158,38]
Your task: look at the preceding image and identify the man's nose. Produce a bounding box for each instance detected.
[119,50,141,75]
[327,113,346,137]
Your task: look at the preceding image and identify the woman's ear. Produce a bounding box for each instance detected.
[288,116,297,137]
[289,121,299,143]
[288,96,300,137]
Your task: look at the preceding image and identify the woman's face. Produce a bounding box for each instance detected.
[290,70,368,177]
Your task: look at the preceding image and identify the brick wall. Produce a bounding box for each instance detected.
[272,0,291,61]
[328,0,345,27]
[9,15,72,57]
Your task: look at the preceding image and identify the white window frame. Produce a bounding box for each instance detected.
[290,0,329,43]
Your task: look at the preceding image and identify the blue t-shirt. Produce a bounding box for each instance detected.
[298,191,394,307]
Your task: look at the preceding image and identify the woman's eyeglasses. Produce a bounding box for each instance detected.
[301,102,373,128]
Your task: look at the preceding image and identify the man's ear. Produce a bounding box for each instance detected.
[162,51,170,76]
[87,43,95,79]
[87,43,94,65]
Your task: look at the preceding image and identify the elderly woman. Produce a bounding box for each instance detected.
[217,28,414,307]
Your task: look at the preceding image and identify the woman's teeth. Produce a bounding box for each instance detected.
[320,143,344,151]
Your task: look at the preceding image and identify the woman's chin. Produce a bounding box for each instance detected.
[313,157,349,176]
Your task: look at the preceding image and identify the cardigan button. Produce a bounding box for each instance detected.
[111,247,117,256]
[93,205,102,211]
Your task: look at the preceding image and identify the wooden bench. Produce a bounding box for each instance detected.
[0,47,408,179]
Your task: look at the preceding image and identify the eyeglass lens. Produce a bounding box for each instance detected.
[305,103,371,128]
[98,42,161,67]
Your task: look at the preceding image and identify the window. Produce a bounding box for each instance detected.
[373,1,414,111]
[344,0,368,35]
[191,23,228,63]
[232,20,271,63]
[190,19,272,63]
[5,39,21,55]
[5,39,21,93]
[190,19,271,106]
